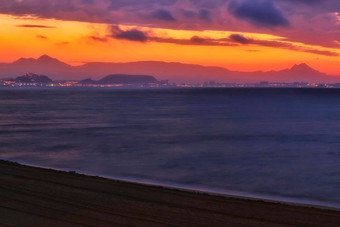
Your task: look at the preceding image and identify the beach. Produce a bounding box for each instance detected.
[0,160,339,226]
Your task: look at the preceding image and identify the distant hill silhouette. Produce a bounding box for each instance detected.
[15,72,52,83]
[99,74,158,84]
[81,74,158,84]
[1,55,339,83]
[273,63,328,82]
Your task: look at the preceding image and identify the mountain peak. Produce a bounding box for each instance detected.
[13,57,35,64]
[290,63,316,72]
[37,54,60,62]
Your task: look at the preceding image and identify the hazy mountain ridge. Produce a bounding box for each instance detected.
[0,55,339,83]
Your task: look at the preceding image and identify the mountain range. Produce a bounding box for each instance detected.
[0,55,339,83]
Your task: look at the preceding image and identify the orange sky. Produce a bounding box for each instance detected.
[1,14,340,75]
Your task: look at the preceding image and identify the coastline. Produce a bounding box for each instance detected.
[0,159,339,226]
[88,175,340,211]
[15,160,340,211]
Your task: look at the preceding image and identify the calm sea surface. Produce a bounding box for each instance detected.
[0,88,339,207]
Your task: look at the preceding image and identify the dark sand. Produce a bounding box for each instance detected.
[0,160,339,227]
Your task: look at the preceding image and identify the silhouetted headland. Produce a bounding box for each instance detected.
[15,72,52,84]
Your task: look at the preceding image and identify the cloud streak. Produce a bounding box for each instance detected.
[228,34,338,57]
[108,27,338,57]
[36,35,48,40]
[16,24,55,28]
[89,36,108,42]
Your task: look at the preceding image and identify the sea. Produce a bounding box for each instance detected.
[0,87,339,209]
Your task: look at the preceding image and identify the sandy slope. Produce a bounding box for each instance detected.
[0,160,339,226]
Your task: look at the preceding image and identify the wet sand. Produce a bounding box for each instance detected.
[0,160,339,227]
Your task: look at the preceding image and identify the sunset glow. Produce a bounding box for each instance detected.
[1,0,340,75]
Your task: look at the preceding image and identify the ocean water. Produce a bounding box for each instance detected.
[0,88,339,207]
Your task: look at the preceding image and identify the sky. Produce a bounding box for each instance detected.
[1,0,340,74]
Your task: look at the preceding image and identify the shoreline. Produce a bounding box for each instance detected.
[1,159,339,226]
[14,160,340,211]
[90,175,340,211]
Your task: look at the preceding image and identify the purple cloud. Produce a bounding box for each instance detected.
[181,9,196,18]
[228,0,290,27]
[150,9,176,21]
[198,9,211,22]
[112,27,148,42]
[190,36,206,43]
[81,0,93,4]
[189,0,228,9]
[108,0,177,10]
[229,34,252,44]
